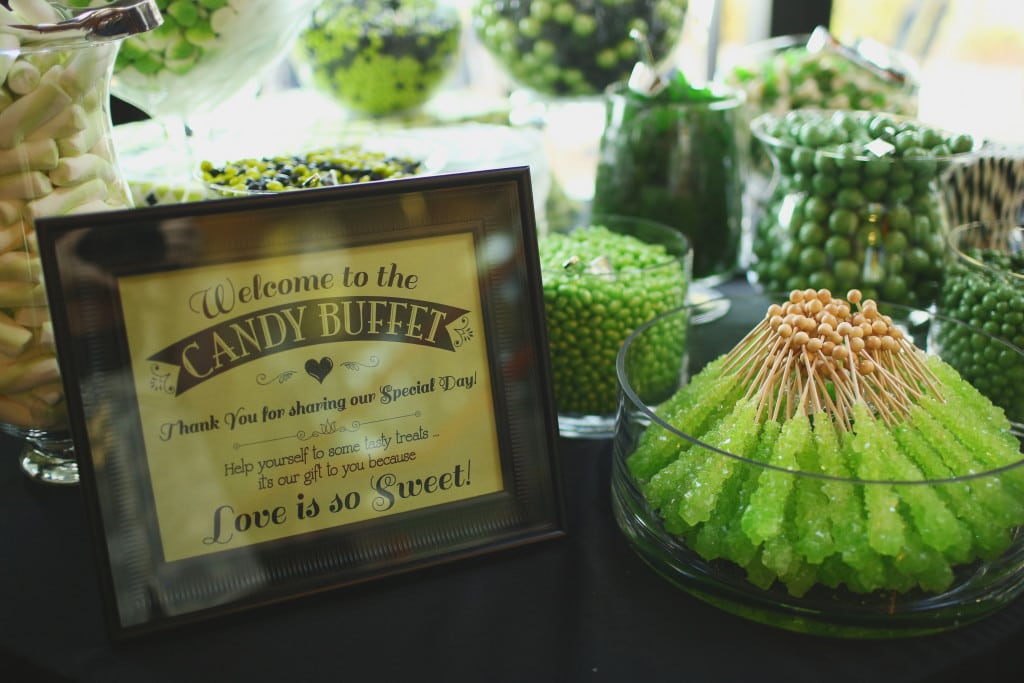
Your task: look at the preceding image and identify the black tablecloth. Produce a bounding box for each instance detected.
[3,430,1024,682]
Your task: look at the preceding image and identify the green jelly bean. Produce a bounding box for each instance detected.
[541,225,688,418]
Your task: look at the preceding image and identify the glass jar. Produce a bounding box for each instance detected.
[720,32,920,121]
[933,222,1024,425]
[748,109,975,309]
[717,31,921,269]
[470,0,689,97]
[72,0,322,195]
[292,0,462,118]
[0,0,161,483]
[592,81,745,285]
[613,294,1024,637]
[538,215,690,438]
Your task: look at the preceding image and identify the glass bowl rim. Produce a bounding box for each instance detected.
[948,221,1024,283]
[750,108,980,163]
[540,214,693,277]
[615,295,1024,486]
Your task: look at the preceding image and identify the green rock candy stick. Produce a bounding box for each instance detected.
[722,421,779,567]
[813,415,886,590]
[791,415,835,565]
[851,401,973,559]
[925,357,1021,455]
[849,401,907,557]
[891,422,1007,559]
[909,404,1024,536]
[919,356,1024,488]
[741,413,808,545]
[754,415,821,595]
[887,522,955,593]
[641,399,753,535]
[677,398,761,526]
[691,456,753,562]
[628,356,734,482]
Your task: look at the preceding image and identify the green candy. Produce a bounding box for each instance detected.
[891,422,1005,560]
[199,146,424,194]
[678,398,760,525]
[539,224,688,417]
[791,418,834,565]
[471,0,689,97]
[740,413,804,545]
[934,235,1024,423]
[750,109,973,308]
[726,43,918,117]
[628,356,735,482]
[294,0,462,117]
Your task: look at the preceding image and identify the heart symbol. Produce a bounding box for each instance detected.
[304,357,334,384]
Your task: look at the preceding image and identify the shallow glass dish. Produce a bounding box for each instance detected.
[197,132,445,197]
[612,292,1024,638]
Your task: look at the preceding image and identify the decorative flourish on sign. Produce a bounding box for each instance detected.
[452,316,474,348]
[232,411,422,449]
[340,355,380,371]
[256,355,380,387]
[149,365,176,394]
[256,370,298,386]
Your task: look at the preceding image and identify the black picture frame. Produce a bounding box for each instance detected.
[35,168,565,639]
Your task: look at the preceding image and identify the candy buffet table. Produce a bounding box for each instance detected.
[3,424,1023,682]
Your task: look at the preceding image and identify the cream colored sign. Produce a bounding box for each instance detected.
[118,231,503,563]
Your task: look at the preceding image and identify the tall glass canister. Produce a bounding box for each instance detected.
[593,81,745,285]
[0,0,161,484]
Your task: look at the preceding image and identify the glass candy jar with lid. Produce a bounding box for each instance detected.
[0,0,161,484]
[748,109,975,309]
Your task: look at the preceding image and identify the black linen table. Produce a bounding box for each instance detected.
[2,429,1023,683]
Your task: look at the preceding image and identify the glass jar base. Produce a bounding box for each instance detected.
[558,413,616,439]
[20,445,79,485]
[15,432,78,486]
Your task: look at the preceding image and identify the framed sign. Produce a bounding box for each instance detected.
[35,168,565,638]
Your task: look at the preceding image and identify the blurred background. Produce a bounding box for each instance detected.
[110,0,1024,147]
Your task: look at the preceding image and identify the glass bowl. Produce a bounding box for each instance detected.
[291,0,462,118]
[197,132,446,197]
[470,0,689,97]
[88,0,323,119]
[612,291,1024,637]
[539,215,691,438]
